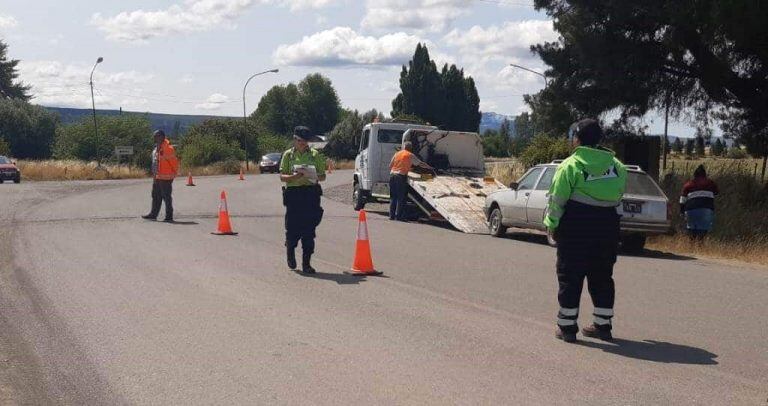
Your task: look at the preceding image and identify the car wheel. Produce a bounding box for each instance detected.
[621,234,646,254]
[13,177,20,184]
[353,182,366,211]
[489,207,507,237]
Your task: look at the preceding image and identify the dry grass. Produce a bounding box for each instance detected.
[330,160,355,170]
[486,159,526,186]
[18,160,148,181]
[647,235,768,264]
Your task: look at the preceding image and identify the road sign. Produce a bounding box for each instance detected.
[115,146,134,156]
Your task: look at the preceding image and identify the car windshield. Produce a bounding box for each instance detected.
[264,153,282,161]
[626,172,664,197]
[377,129,405,144]
[0,157,9,164]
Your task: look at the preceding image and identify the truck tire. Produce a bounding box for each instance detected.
[489,207,507,237]
[621,234,646,254]
[353,182,366,211]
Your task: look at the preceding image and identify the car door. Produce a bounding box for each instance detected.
[526,167,556,228]
[503,167,543,225]
[358,128,371,189]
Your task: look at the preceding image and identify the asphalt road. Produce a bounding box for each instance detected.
[0,171,766,405]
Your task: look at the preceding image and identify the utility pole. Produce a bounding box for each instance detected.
[90,57,104,163]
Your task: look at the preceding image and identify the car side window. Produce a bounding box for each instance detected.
[518,168,543,191]
[360,129,370,151]
[535,168,556,191]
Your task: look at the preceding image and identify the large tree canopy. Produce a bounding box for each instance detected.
[532,0,768,154]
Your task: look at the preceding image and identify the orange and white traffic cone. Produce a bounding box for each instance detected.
[347,210,382,276]
[211,190,238,235]
[239,168,245,181]
[186,171,195,186]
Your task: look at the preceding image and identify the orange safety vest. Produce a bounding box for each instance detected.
[390,150,416,175]
[155,139,179,180]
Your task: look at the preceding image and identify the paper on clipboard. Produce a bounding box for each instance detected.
[293,164,318,184]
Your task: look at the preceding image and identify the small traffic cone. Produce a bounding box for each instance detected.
[347,210,382,276]
[211,190,238,235]
[239,168,245,181]
[186,171,195,186]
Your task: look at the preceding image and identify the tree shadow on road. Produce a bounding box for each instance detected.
[577,338,718,365]
[293,270,373,285]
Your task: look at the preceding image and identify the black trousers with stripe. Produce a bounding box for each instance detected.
[555,201,620,332]
[283,185,324,256]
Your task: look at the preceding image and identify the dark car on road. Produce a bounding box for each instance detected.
[0,156,20,183]
[259,152,282,174]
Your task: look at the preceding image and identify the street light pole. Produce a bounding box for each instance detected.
[509,63,548,87]
[242,69,279,170]
[90,57,103,163]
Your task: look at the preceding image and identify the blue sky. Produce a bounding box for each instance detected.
[1,0,696,136]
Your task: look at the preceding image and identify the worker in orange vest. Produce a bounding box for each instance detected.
[388,141,432,221]
[142,130,179,222]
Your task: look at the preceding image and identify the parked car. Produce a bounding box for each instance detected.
[259,152,283,174]
[0,156,20,184]
[484,160,671,253]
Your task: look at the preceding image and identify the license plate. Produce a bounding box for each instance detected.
[623,201,643,214]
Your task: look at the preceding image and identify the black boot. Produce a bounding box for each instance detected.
[302,253,316,274]
[582,324,613,341]
[142,214,157,220]
[286,246,297,270]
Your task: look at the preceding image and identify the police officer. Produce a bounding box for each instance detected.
[544,119,627,343]
[280,126,327,274]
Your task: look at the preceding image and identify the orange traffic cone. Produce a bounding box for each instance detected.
[239,168,245,181]
[186,171,195,186]
[347,210,382,276]
[211,190,238,235]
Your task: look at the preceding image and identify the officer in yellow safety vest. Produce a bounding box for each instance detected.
[280,126,327,274]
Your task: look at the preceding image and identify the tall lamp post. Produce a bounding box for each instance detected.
[90,57,104,163]
[242,69,279,170]
[509,63,548,139]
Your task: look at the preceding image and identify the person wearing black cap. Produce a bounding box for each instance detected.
[142,130,179,222]
[544,119,628,343]
[279,126,327,274]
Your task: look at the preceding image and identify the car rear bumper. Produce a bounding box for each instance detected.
[621,221,671,235]
[259,165,279,172]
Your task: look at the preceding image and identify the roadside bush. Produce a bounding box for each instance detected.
[481,130,510,158]
[0,99,59,159]
[178,133,245,167]
[727,148,749,159]
[0,138,9,156]
[258,132,291,155]
[519,134,571,167]
[54,115,153,166]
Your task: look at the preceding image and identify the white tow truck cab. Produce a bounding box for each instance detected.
[353,122,506,234]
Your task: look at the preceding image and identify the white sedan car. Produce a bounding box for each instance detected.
[484,161,671,253]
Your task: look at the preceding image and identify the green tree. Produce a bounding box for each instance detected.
[325,109,382,160]
[296,73,342,135]
[523,86,579,137]
[532,0,768,150]
[0,137,9,156]
[684,139,695,157]
[0,40,30,101]
[252,83,301,136]
[0,99,58,158]
[711,138,724,157]
[520,134,572,167]
[481,129,510,158]
[54,115,153,166]
[695,136,706,157]
[512,113,535,156]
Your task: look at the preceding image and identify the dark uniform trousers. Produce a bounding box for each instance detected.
[555,200,620,333]
[149,179,174,219]
[389,174,408,220]
[284,185,324,255]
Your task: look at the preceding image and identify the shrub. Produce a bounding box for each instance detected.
[0,137,10,156]
[178,133,245,167]
[519,134,572,167]
[53,115,153,167]
[727,148,749,159]
[0,99,59,159]
[258,132,291,156]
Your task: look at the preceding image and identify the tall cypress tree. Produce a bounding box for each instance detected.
[0,40,30,101]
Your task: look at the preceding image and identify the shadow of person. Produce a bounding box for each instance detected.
[626,249,696,261]
[165,220,199,225]
[293,270,368,285]
[577,338,718,365]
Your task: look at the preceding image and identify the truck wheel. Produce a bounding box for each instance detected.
[489,207,507,237]
[353,182,366,211]
[621,234,647,254]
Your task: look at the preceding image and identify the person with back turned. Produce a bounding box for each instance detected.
[544,119,627,343]
[388,141,432,221]
[680,164,719,240]
[142,130,179,222]
[280,126,327,274]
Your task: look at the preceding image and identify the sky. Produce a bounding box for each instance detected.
[0,0,697,136]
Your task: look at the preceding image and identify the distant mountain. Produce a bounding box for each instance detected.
[45,107,230,137]
[479,112,517,135]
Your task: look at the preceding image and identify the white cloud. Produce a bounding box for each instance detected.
[0,14,18,29]
[179,74,195,84]
[362,0,472,33]
[444,20,558,61]
[19,60,154,109]
[92,0,343,43]
[273,27,424,67]
[195,93,230,110]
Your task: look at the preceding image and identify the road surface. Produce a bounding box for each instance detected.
[0,171,765,405]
